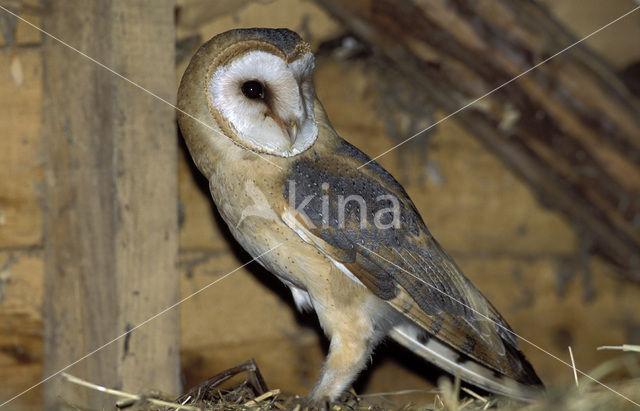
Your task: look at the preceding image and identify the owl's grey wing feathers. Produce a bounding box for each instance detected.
[283,140,542,389]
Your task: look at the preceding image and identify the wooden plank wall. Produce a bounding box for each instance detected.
[0,1,45,409]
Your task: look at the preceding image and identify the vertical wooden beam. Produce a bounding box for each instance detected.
[42,1,179,408]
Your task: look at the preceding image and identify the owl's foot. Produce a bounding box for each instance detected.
[287,390,361,411]
[283,395,329,411]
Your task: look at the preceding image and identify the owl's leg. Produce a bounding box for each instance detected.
[307,287,392,404]
[308,314,375,403]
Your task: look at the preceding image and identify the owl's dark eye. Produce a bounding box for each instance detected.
[241,80,264,99]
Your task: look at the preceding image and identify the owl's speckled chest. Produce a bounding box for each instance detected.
[206,153,324,290]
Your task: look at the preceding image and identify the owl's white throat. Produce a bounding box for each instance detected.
[208,50,318,157]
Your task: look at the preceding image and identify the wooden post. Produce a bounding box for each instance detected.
[316,0,640,281]
[42,1,179,408]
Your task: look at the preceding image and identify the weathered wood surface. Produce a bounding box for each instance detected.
[316,0,640,281]
[42,1,179,408]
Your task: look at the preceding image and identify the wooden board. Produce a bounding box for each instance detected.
[41,1,179,408]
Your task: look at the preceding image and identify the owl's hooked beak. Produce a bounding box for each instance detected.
[284,119,299,146]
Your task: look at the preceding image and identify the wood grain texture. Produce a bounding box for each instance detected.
[42,1,179,408]
[315,0,640,281]
[0,48,43,248]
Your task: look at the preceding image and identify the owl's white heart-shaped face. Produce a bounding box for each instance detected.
[207,48,318,157]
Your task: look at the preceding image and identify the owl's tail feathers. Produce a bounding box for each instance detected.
[389,324,544,402]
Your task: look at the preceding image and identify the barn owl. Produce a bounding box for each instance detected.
[177,28,543,403]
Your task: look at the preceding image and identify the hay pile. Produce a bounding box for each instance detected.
[62,348,640,410]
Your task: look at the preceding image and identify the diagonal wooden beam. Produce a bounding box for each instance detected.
[316,0,640,281]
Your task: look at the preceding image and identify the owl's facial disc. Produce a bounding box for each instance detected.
[208,49,318,157]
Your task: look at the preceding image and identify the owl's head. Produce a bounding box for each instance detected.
[178,28,318,161]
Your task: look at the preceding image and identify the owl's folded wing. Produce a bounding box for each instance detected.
[282,205,541,388]
[281,144,542,393]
